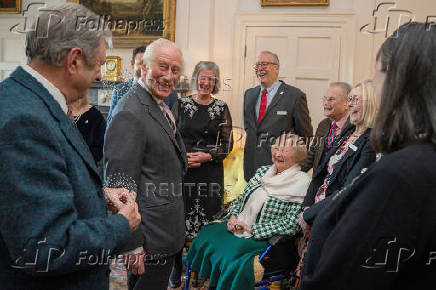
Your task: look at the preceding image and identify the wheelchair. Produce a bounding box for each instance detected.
[183,234,300,290]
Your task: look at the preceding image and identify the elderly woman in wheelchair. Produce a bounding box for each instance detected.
[186,134,310,289]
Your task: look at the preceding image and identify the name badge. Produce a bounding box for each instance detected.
[349,144,358,151]
[276,111,287,116]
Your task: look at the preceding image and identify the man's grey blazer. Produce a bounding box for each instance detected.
[243,81,313,181]
[104,83,188,256]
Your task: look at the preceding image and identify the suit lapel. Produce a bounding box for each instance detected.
[333,129,369,169]
[247,87,260,128]
[175,130,188,173]
[147,103,182,154]
[258,81,286,127]
[10,67,101,180]
[135,84,183,155]
[313,125,352,178]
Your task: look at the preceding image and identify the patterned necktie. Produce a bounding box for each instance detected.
[159,101,176,134]
[327,122,338,147]
[257,88,268,124]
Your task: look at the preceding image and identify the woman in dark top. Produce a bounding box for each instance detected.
[69,96,106,163]
[302,80,377,209]
[169,61,233,288]
[301,22,436,290]
[295,80,377,282]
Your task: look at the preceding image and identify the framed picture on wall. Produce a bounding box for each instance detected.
[0,0,20,13]
[261,0,329,6]
[68,0,176,48]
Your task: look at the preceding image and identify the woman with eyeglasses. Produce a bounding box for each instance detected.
[294,80,377,284]
[169,61,233,288]
[302,80,377,213]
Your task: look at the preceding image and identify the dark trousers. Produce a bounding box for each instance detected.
[169,250,183,286]
[128,254,175,290]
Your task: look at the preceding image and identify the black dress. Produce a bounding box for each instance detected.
[74,106,106,163]
[173,96,233,240]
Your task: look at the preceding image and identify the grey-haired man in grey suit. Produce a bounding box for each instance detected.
[243,51,313,181]
[104,38,187,290]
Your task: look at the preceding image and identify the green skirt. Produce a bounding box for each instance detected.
[186,222,268,290]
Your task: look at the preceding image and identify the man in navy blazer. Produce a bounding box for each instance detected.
[0,3,140,289]
[107,46,178,126]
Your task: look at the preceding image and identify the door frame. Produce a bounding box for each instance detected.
[231,13,356,127]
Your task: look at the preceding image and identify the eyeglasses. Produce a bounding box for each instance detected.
[348,95,363,104]
[321,96,337,103]
[271,145,292,154]
[253,62,278,69]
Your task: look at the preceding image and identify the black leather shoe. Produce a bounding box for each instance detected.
[169,279,181,288]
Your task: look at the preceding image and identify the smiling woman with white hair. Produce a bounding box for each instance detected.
[185,134,310,289]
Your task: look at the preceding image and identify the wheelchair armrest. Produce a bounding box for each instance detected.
[260,234,300,273]
[268,234,293,247]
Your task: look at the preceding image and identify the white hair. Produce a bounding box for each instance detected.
[142,38,182,67]
[25,3,112,66]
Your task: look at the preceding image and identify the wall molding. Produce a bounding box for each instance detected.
[232,13,357,115]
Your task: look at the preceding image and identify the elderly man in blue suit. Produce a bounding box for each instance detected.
[0,3,141,289]
[106,46,178,126]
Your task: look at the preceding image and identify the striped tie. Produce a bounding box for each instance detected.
[327,122,338,147]
[159,101,176,134]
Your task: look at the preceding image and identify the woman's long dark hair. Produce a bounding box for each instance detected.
[371,22,436,154]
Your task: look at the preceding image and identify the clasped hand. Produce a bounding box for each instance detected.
[187,151,212,168]
[104,187,141,232]
[227,215,252,234]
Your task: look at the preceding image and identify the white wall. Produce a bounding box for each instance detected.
[174,0,436,129]
[1,0,436,126]
[175,0,375,128]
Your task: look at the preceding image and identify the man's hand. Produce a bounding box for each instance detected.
[119,202,141,232]
[105,188,141,231]
[118,192,141,231]
[104,187,132,213]
[125,249,145,275]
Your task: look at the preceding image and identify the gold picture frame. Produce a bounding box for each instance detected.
[261,0,329,6]
[68,0,176,48]
[0,0,20,13]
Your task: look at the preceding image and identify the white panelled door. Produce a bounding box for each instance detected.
[244,25,343,130]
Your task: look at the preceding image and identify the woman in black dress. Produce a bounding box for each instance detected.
[69,96,106,164]
[169,61,233,288]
